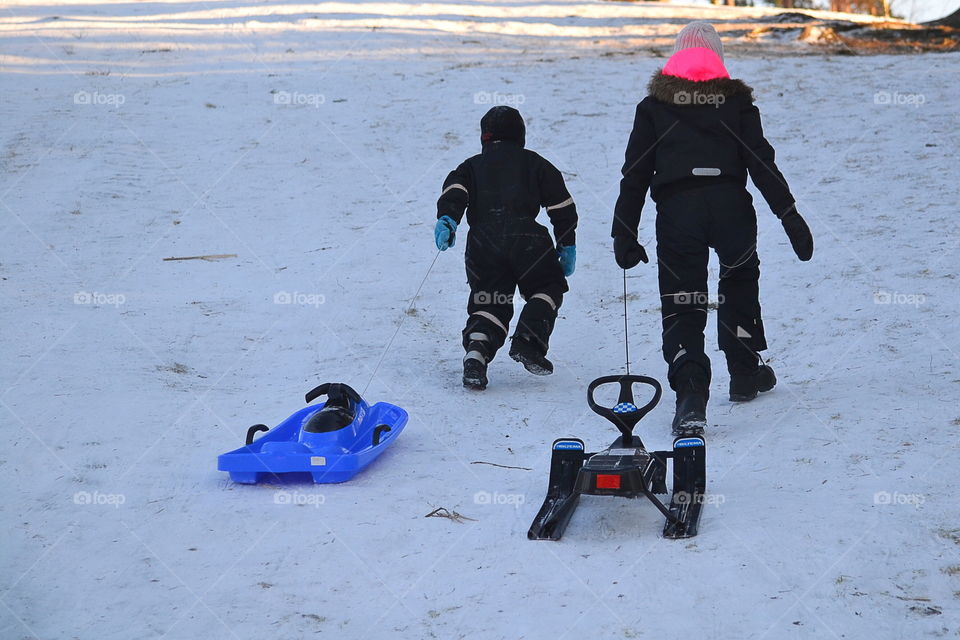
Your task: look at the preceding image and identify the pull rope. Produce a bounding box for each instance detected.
[622,269,631,375]
[362,250,441,395]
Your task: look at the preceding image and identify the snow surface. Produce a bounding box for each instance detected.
[2,1,959,639]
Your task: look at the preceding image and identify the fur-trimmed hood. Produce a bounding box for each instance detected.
[648,71,755,106]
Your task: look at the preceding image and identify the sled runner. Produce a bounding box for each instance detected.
[528,375,706,540]
[217,382,408,484]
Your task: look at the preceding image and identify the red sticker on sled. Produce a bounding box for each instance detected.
[596,474,621,489]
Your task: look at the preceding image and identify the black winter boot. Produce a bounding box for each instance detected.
[729,366,776,402]
[671,364,709,436]
[463,356,488,390]
[727,353,776,402]
[509,336,553,376]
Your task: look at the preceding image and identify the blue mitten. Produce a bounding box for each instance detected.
[434,216,457,251]
[557,245,576,277]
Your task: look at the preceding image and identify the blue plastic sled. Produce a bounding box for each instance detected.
[217,382,408,484]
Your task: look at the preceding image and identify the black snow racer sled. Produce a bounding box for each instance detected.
[528,375,706,540]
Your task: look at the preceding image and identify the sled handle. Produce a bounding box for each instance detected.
[246,424,269,445]
[586,375,662,440]
[372,424,392,446]
[305,382,363,405]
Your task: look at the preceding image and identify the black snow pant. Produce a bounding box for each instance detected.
[655,184,767,390]
[462,220,568,363]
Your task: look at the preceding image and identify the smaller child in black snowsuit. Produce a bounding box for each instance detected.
[436,106,578,390]
[612,22,814,434]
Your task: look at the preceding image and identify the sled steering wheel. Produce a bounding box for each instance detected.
[305,382,363,405]
[587,375,662,441]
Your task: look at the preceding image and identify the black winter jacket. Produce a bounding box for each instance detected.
[438,141,578,246]
[612,71,796,239]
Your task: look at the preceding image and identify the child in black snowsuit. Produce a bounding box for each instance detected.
[612,22,814,434]
[436,106,578,390]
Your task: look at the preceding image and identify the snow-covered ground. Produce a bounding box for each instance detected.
[667,0,960,24]
[2,1,959,638]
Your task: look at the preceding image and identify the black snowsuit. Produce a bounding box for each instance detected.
[613,71,796,388]
[438,140,578,362]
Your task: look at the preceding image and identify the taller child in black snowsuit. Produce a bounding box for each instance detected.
[436,106,578,390]
[612,22,814,434]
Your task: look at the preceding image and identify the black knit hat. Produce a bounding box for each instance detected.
[480,106,525,148]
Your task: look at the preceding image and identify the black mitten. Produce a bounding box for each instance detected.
[613,236,649,269]
[780,210,813,262]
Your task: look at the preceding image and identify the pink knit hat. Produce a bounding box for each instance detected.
[662,47,730,82]
[673,21,724,61]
